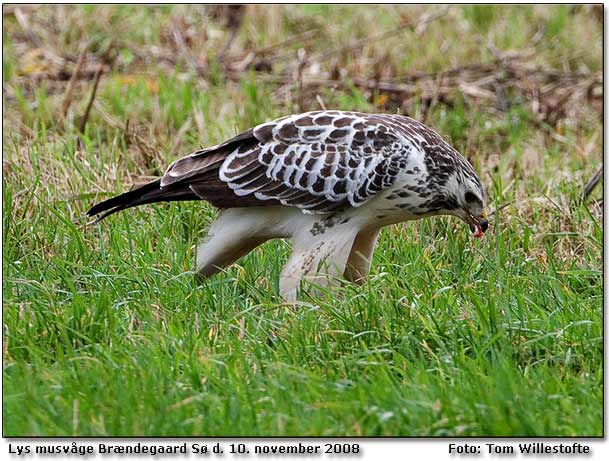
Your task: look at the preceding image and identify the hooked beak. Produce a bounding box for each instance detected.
[465,209,489,238]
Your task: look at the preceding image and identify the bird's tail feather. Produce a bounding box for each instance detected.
[87,178,198,222]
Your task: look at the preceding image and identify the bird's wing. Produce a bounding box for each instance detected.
[163,111,412,213]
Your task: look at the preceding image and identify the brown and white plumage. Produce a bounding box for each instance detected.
[88,110,489,301]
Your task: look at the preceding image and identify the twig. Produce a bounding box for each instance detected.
[171,27,202,75]
[307,8,448,66]
[3,5,38,15]
[252,29,319,62]
[92,100,123,130]
[315,94,327,111]
[296,48,307,112]
[217,4,245,64]
[168,119,193,158]
[61,43,88,118]
[269,75,418,93]
[542,192,567,214]
[13,7,41,47]
[217,27,239,63]
[488,202,511,217]
[581,166,603,203]
[226,29,320,72]
[79,65,103,133]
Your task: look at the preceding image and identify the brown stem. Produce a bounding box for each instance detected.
[581,166,603,203]
[61,44,88,118]
[79,65,103,133]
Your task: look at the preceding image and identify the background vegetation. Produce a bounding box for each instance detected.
[2,5,602,436]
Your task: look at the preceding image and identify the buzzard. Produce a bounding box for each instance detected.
[88,111,488,301]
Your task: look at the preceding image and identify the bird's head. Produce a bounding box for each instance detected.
[443,169,489,238]
[417,141,490,238]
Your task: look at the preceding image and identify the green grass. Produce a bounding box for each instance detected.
[2,5,602,436]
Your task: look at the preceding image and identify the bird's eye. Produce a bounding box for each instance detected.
[464,191,480,204]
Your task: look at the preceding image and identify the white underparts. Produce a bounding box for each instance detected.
[195,206,380,301]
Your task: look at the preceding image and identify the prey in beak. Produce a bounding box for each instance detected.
[465,209,489,238]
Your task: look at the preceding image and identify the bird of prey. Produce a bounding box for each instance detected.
[88,110,489,301]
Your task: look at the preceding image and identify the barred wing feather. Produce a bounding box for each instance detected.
[218,111,412,212]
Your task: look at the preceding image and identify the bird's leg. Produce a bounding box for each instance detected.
[279,223,358,301]
[196,235,267,279]
[196,208,278,278]
[278,257,302,303]
[343,226,381,284]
